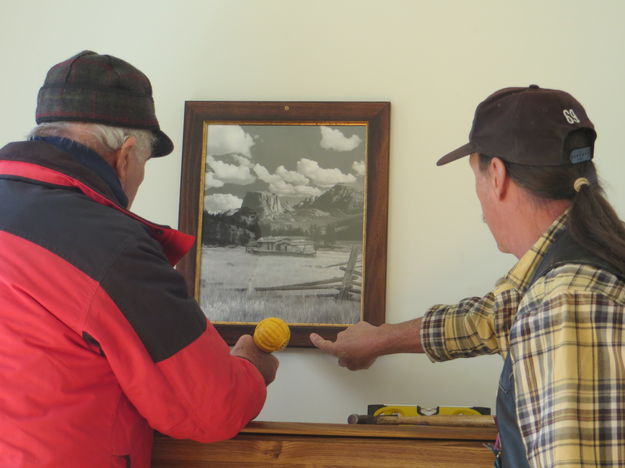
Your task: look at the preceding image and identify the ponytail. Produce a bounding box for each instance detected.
[568,179,625,273]
[478,155,625,273]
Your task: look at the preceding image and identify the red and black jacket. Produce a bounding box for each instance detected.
[0,140,266,468]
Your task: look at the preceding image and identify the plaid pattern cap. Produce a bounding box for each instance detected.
[36,50,173,157]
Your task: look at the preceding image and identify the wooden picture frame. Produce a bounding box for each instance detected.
[177,101,390,347]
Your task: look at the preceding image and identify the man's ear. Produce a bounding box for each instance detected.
[111,136,136,182]
[488,157,509,200]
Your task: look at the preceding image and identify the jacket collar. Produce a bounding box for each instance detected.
[30,136,129,208]
[0,140,195,266]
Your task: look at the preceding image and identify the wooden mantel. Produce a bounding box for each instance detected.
[152,420,497,467]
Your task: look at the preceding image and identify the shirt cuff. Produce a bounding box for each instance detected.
[420,305,453,362]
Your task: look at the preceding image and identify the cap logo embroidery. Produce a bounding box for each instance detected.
[563,109,581,124]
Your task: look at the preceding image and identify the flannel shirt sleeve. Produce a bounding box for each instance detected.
[421,285,521,362]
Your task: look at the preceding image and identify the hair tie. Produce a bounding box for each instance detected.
[574,177,590,192]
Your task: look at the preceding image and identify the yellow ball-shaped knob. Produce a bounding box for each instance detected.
[253,317,290,352]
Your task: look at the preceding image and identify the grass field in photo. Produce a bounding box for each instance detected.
[198,243,362,324]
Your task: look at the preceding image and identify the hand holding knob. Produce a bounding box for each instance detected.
[253,317,290,352]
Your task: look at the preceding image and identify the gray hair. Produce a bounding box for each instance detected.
[29,122,156,161]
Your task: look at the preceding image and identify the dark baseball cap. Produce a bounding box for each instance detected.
[36,50,173,157]
[436,85,596,167]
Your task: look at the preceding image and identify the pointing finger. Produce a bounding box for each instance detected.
[309,333,336,354]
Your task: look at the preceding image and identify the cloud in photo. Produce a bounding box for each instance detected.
[207,155,256,185]
[292,184,322,197]
[352,160,366,176]
[266,179,297,195]
[253,164,282,184]
[254,164,309,185]
[265,180,323,197]
[207,125,255,158]
[204,193,243,214]
[320,126,362,152]
[231,154,254,167]
[204,171,225,189]
[275,165,309,185]
[253,164,318,196]
[297,158,356,187]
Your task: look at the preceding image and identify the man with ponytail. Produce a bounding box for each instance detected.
[312,85,625,467]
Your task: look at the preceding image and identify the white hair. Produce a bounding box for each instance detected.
[28,122,156,161]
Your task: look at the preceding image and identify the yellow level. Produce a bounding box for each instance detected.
[367,404,491,417]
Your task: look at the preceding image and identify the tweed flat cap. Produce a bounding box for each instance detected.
[36,50,173,157]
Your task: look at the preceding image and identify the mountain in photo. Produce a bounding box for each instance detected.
[202,184,364,246]
[241,191,286,218]
[295,184,363,214]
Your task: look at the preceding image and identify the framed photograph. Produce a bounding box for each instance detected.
[178,101,390,347]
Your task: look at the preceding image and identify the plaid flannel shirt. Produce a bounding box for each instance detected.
[422,213,625,467]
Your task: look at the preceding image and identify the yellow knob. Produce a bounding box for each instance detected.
[253,317,290,352]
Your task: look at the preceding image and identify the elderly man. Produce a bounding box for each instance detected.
[0,51,278,467]
[312,85,625,467]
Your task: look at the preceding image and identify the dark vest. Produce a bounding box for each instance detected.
[496,229,624,467]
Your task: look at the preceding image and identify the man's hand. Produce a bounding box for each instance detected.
[231,334,279,385]
[309,321,381,370]
[310,318,424,370]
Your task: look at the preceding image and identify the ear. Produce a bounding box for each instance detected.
[111,136,136,182]
[488,157,509,200]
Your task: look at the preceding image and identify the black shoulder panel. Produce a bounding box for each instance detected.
[0,175,206,362]
[99,234,207,362]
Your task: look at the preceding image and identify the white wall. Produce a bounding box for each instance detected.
[2,0,624,423]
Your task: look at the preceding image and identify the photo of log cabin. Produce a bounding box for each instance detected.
[197,123,367,325]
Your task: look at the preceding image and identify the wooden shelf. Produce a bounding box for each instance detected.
[152,421,497,467]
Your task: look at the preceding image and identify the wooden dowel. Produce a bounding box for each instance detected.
[348,414,495,428]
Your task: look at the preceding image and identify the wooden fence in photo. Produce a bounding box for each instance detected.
[241,245,362,301]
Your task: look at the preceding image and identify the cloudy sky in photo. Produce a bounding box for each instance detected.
[203,124,366,214]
